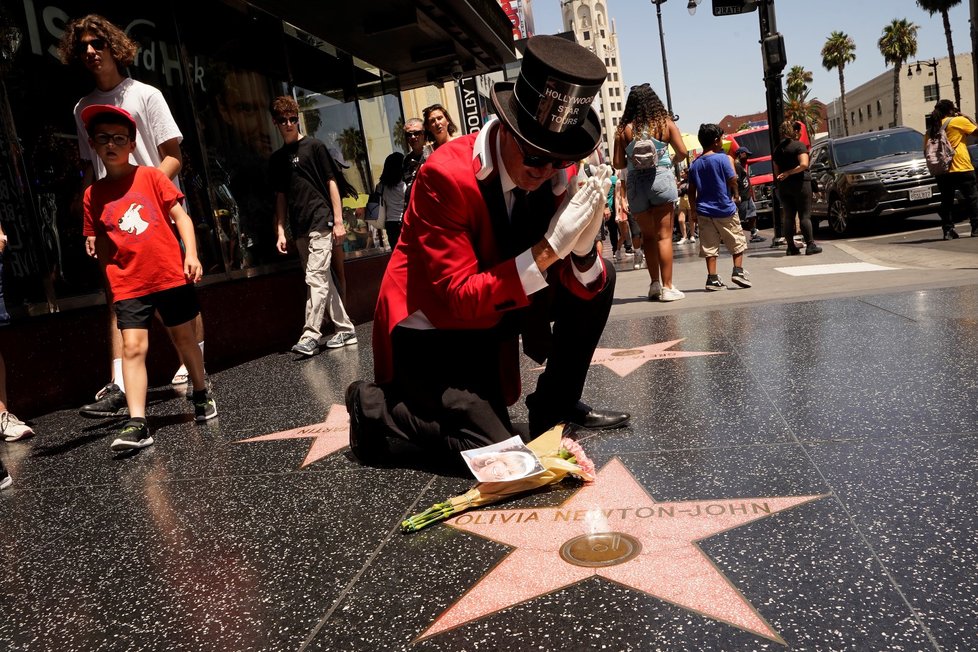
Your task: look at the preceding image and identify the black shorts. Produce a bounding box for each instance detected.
[114,285,200,330]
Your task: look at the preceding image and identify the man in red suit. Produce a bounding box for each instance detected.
[347,36,631,463]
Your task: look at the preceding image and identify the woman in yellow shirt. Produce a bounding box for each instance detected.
[930,99,978,239]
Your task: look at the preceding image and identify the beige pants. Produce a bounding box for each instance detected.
[295,232,355,341]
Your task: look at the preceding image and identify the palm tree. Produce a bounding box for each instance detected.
[916,0,962,107]
[337,126,369,190]
[878,18,919,128]
[821,31,856,136]
[784,66,821,135]
[786,65,813,98]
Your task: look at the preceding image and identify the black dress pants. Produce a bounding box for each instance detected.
[357,263,617,453]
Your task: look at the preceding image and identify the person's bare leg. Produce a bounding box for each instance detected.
[644,204,675,288]
[677,208,688,240]
[120,329,150,418]
[706,255,718,276]
[167,320,206,391]
[637,211,659,284]
[657,204,676,288]
[163,312,204,376]
[107,312,126,392]
[732,252,745,270]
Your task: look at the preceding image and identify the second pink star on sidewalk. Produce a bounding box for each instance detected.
[235,404,350,467]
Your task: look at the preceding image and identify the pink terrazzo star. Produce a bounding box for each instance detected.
[590,338,724,377]
[419,458,825,643]
[235,404,349,468]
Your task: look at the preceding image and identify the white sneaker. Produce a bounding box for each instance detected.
[1,411,34,442]
[633,251,645,269]
[659,286,686,302]
[613,250,622,262]
[171,364,189,385]
[648,281,662,300]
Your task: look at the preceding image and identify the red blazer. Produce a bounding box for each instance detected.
[372,128,607,405]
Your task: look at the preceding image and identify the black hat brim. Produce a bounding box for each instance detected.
[491,82,602,161]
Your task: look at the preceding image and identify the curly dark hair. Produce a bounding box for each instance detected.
[270,95,299,118]
[58,14,138,67]
[617,83,670,139]
[929,99,959,138]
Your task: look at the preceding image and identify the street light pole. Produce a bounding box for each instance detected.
[908,59,941,102]
[757,0,785,242]
[651,0,675,118]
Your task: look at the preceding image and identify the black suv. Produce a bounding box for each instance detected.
[809,127,941,234]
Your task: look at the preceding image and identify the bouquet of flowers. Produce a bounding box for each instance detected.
[400,424,595,533]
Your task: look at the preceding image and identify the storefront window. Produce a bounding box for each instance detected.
[0,1,402,320]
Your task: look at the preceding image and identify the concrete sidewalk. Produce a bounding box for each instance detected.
[608,223,978,320]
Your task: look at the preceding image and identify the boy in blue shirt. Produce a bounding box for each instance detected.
[687,124,751,291]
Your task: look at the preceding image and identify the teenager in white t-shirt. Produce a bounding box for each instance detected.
[59,14,206,416]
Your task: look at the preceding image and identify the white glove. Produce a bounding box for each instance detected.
[544,169,608,259]
[572,165,613,256]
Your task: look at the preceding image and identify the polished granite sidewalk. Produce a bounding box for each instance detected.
[3,284,978,651]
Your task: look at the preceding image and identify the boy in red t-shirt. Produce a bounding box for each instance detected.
[82,105,217,451]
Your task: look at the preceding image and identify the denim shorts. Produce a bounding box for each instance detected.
[626,167,678,213]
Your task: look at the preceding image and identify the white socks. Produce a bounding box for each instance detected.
[112,358,125,393]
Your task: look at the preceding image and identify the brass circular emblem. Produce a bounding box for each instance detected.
[559,532,642,567]
[610,349,643,357]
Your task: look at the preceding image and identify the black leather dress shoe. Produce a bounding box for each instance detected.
[345,381,390,465]
[569,402,631,431]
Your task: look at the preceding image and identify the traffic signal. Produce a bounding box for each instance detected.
[762,33,786,74]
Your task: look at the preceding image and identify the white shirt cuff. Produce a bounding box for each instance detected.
[572,254,604,286]
[516,248,549,295]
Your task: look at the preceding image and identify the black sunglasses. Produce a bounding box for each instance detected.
[77,37,107,55]
[512,136,575,169]
[93,133,131,146]
[275,116,299,125]
[405,130,424,138]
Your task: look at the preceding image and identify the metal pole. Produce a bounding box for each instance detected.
[653,0,675,116]
[934,60,941,101]
[972,0,978,114]
[758,0,785,242]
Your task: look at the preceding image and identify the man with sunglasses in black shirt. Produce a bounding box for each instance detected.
[346,36,631,465]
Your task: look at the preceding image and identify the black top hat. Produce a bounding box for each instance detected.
[491,35,606,160]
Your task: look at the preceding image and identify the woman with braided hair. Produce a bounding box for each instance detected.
[613,84,687,302]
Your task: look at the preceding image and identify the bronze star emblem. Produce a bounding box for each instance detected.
[234,404,349,468]
[419,458,825,643]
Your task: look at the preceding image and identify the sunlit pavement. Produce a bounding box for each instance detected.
[2,216,977,650]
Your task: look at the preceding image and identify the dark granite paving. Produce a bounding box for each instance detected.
[3,285,978,650]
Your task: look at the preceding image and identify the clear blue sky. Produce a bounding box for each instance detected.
[531,0,973,132]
